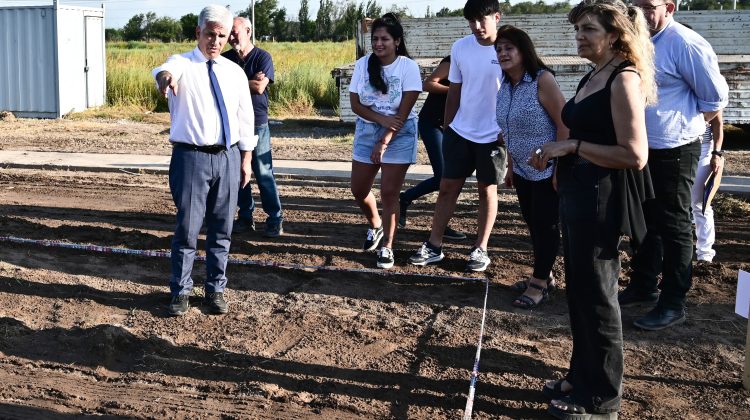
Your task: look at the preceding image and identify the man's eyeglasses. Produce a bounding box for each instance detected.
[638,3,667,11]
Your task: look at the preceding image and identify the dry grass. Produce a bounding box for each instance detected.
[105,41,353,117]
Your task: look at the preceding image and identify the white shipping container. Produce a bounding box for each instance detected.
[0,1,105,118]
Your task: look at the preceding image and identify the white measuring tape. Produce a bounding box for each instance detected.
[463,278,489,419]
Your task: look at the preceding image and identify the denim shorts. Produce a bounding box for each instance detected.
[353,118,418,165]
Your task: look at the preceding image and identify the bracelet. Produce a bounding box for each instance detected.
[711,149,723,157]
[574,140,582,155]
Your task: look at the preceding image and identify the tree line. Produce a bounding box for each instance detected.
[105,0,750,43]
[105,0,383,42]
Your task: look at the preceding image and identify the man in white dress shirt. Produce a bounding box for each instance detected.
[153,4,255,316]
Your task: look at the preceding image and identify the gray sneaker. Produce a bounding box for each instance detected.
[263,221,284,238]
[363,226,384,251]
[408,242,444,266]
[168,294,190,316]
[466,247,490,272]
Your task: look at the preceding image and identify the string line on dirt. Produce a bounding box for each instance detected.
[0,234,491,418]
[0,235,487,283]
[463,277,489,420]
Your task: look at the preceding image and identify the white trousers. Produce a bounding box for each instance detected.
[690,139,716,262]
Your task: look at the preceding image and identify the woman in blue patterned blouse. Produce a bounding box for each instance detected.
[495,25,569,309]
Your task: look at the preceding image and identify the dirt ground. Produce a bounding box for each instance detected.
[1,116,750,419]
[0,115,381,164]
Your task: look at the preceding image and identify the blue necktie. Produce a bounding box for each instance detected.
[207,60,231,147]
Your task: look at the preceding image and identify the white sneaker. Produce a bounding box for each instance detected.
[466,247,490,272]
[377,247,395,269]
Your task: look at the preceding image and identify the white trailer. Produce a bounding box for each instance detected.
[0,1,105,118]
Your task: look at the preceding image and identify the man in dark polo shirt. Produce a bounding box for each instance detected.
[223,16,284,238]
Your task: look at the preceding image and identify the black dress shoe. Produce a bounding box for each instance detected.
[168,294,190,316]
[618,286,659,307]
[634,307,686,331]
[204,292,228,314]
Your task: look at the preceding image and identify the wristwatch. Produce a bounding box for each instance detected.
[711,149,724,157]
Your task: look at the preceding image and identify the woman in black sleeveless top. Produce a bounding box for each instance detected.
[530,1,656,418]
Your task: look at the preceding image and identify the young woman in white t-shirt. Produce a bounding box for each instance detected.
[349,13,422,269]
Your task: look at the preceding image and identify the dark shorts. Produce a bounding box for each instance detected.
[442,127,507,185]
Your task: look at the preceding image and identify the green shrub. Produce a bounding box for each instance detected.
[125,40,149,49]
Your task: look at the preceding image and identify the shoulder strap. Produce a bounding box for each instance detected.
[605,60,639,88]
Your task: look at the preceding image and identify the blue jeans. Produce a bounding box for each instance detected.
[237,124,283,224]
[401,119,443,204]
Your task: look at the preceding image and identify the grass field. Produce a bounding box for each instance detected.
[106,40,354,117]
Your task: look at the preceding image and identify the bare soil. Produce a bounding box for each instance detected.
[2,116,745,173]
[1,116,750,418]
[0,115,435,165]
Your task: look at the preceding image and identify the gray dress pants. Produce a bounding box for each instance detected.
[168,144,240,296]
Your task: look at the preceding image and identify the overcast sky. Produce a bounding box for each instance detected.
[5,0,476,28]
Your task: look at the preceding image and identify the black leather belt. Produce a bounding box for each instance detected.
[173,142,236,154]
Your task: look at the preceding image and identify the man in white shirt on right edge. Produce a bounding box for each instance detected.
[409,0,506,272]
